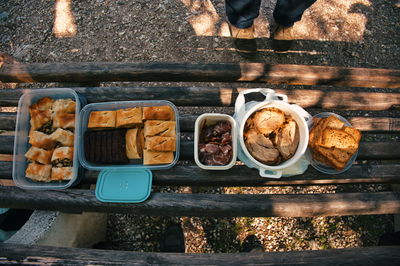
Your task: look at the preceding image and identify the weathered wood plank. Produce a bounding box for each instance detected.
[1,62,399,88]
[1,87,399,111]
[0,187,399,217]
[0,133,398,161]
[1,112,399,132]
[1,161,399,186]
[1,244,400,265]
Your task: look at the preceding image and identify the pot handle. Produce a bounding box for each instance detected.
[291,104,312,126]
[259,169,282,178]
[235,88,276,116]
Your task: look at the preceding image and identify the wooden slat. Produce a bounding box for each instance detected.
[1,62,399,88]
[0,187,399,217]
[0,133,399,160]
[1,87,399,111]
[1,244,400,265]
[1,112,399,132]
[1,161,399,186]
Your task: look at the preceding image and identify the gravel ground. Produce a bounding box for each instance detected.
[1,0,399,253]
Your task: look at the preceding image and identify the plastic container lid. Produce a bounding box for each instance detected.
[95,168,152,203]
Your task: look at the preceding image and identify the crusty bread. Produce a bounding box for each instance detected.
[342,126,362,143]
[315,146,346,170]
[309,115,361,170]
[320,128,358,153]
[324,115,345,130]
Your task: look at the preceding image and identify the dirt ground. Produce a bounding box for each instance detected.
[1,0,399,253]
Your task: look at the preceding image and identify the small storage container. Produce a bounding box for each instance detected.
[194,113,237,170]
[12,88,86,190]
[78,100,180,171]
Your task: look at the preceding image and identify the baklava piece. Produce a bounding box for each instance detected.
[51,167,73,181]
[53,113,75,129]
[116,107,142,128]
[25,146,54,165]
[52,99,76,113]
[50,128,74,146]
[30,97,54,111]
[29,131,55,149]
[88,110,116,129]
[26,163,52,182]
[51,146,74,167]
[29,109,52,130]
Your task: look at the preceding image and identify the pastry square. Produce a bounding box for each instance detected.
[26,163,52,182]
[126,128,143,159]
[51,146,74,167]
[143,150,174,165]
[144,120,176,137]
[29,131,55,149]
[142,106,175,120]
[88,110,116,129]
[53,113,75,129]
[50,128,74,146]
[51,167,73,181]
[25,146,54,164]
[53,99,76,113]
[30,97,54,111]
[29,109,52,130]
[145,136,176,151]
[116,107,142,128]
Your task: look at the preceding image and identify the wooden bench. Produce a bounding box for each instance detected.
[0,62,400,263]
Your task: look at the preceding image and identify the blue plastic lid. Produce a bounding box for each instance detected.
[95,168,152,203]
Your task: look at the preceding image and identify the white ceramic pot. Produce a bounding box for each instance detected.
[235,88,312,178]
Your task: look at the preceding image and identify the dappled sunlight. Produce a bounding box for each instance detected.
[296,0,371,41]
[181,0,371,42]
[181,0,220,36]
[53,0,77,38]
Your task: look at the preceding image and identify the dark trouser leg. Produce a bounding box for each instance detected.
[273,0,317,27]
[225,0,261,29]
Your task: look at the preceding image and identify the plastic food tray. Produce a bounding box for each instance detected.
[12,88,85,190]
[78,100,180,171]
[194,113,237,170]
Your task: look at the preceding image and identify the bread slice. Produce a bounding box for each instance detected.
[315,146,346,170]
[342,126,362,143]
[320,128,358,153]
[324,115,345,129]
[309,118,324,148]
[331,148,353,163]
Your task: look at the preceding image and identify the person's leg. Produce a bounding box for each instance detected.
[273,0,317,27]
[225,0,262,29]
[225,0,261,58]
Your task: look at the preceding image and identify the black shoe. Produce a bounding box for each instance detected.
[159,224,185,252]
[271,23,294,52]
[229,23,257,59]
[241,234,264,252]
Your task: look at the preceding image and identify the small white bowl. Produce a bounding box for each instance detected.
[194,113,237,170]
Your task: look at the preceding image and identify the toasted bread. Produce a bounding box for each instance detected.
[342,126,362,143]
[320,128,358,153]
[315,146,346,170]
[324,115,345,130]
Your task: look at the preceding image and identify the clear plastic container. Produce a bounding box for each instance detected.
[194,113,237,170]
[307,112,359,174]
[12,88,86,190]
[78,100,180,170]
